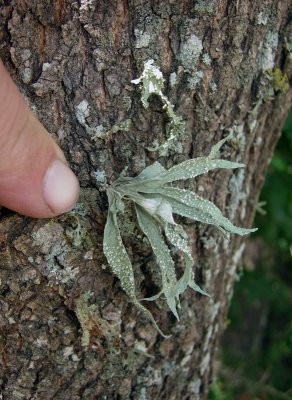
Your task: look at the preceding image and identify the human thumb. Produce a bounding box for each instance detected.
[0,61,79,218]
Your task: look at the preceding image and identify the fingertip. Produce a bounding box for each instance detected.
[42,159,80,215]
[0,60,80,218]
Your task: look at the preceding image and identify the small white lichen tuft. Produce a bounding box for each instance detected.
[75,99,102,138]
[75,100,105,138]
[257,12,268,26]
[131,59,164,106]
[249,119,257,131]
[188,378,202,396]
[210,81,218,92]
[229,124,246,154]
[42,62,51,72]
[75,100,90,126]
[169,72,177,87]
[79,0,95,12]
[228,168,246,220]
[75,100,131,139]
[134,29,151,49]
[180,34,203,70]
[188,70,204,89]
[202,53,211,65]
[258,31,279,71]
[22,67,32,84]
[94,169,106,183]
[132,60,184,155]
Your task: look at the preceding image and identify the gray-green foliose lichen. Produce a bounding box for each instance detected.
[102,134,257,336]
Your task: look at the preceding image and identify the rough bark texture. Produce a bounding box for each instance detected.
[0,1,291,399]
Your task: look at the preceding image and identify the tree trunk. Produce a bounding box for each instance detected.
[0,1,291,399]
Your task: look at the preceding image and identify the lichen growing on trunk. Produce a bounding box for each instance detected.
[103,134,256,335]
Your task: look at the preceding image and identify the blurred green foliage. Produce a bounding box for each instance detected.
[258,110,292,264]
[209,110,292,400]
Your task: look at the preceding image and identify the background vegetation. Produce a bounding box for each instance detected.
[210,110,292,400]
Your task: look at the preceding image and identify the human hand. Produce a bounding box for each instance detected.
[0,60,79,218]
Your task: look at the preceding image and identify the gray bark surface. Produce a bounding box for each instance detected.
[0,1,291,399]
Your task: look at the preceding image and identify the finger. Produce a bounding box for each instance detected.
[0,60,79,218]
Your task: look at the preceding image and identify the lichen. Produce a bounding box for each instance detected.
[257,12,268,25]
[256,201,267,216]
[267,68,290,93]
[75,100,131,139]
[202,53,211,66]
[30,221,82,286]
[132,60,184,155]
[193,0,217,14]
[42,62,51,72]
[228,124,246,153]
[94,169,106,183]
[109,119,132,134]
[258,31,279,71]
[284,37,292,53]
[75,99,102,138]
[65,214,87,248]
[210,81,217,92]
[102,135,257,336]
[135,29,151,48]
[65,202,92,248]
[169,72,177,87]
[249,119,257,131]
[225,243,246,297]
[228,168,246,221]
[22,67,32,84]
[188,70,204,89]
[179,34,203,70]
[188,378,202,396]
[75,292,118,346]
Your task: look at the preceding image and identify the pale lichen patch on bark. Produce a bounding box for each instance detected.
[75,99,132,139]
[179,34,203,71]
[75,292,119,346]
[202,53,212,66]
[134,29,151,49]
[188,70,204,89]
[193,0,218,15]
[258,31,279,71]
[257,11,269,26]
[228,168,246,221]
[169,71,177,87]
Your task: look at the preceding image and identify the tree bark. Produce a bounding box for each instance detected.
[0,1,291,399]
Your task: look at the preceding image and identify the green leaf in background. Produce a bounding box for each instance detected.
[257,109,292,259]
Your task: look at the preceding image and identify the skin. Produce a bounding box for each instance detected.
[0,60,79,218]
